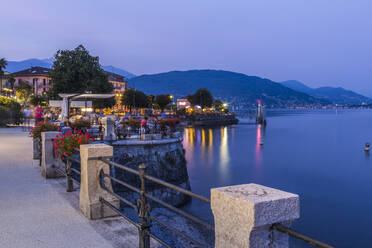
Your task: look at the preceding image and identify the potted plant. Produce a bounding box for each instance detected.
[30,120,60,159]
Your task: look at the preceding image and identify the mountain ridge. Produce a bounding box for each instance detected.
[129,69,329,108]
[281,80,371,105]
[4,58,136,79]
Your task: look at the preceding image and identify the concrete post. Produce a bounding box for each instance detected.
[41,132,64,178]
[102,117,116,141]
[79,144,119,220]
[33,138,41,159]
[211,183,299,248]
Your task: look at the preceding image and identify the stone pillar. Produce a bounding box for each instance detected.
[33,138,41,159]
[102,117,116,141]
[41,132,64,178]
[211,183,299,248]
[79,144,119,220]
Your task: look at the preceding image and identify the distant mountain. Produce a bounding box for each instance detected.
[5,58,53,72]
[282,80,371,105]
[130,70,328,108]
[5,58,135,79]
[101,65,135,79]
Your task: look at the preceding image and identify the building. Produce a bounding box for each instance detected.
[177,98,191,109]
[13,66,51,95]
[12,66,128,97]
[105,71,127,95]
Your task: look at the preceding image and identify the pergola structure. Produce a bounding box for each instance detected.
[58,93,115,120]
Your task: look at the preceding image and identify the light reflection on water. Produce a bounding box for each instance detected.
[182,110,372,248]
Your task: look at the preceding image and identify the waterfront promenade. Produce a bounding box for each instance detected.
[0,128,147,248]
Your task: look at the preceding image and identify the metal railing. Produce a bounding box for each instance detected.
[54,148,81,192]
[49,144,334,248]
[99,158,213,248]
[98,157,335,248]
[272,224,334,248]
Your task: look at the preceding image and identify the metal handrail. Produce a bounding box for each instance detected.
[99,157,334,248]
[99,158,213,247]
[272,224,334,248]
[100,157,210,203]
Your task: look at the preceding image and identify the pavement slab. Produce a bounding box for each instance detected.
[0,127,158,248]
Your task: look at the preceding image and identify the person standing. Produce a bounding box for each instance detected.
[34,105,44,124]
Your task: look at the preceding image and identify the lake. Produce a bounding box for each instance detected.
[182,109,372,248]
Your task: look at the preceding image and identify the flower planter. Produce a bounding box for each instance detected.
[33,138,41,159]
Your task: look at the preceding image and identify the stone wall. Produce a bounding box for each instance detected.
[111,137,191,207]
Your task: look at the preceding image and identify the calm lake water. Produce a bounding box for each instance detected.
[182,109,372,248]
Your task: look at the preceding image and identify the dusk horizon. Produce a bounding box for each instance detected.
[1,0,371,96]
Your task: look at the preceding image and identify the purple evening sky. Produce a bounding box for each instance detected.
[0,0,371,95]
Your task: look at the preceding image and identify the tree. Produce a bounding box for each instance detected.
[0,58,7,76]
[7,74,15,91]
[155,94,172,111]
[121,88,149,111]
[93,97,115,109]
[213,99,224,112]
[30,95,48,106]
[189,88,214,108]
[148,94,155,108]
[15,80,33,106]
[48,45,113,100]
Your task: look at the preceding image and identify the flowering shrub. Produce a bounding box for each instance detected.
[70,119,91,130]
[30,120,60,139]
[53,131,94,158]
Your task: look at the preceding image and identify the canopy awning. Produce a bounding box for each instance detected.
[58,93,79,98]
[71,94,115,100]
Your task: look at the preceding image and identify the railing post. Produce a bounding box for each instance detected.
[79,144,119,219]
[138,164,151,248]
[41,131,64,178]
[66,160,74,192]
[211,183,299,248]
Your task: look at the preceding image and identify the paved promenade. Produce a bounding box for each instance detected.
[0,128,153,248]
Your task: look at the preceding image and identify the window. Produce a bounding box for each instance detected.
[43,79,46,86]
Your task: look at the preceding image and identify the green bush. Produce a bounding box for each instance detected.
[0,96,22,125]
[0,106,11,126]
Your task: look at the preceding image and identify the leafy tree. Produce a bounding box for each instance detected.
[148,94,155,108]
[0,58,7,76]
[155,94,172,111]
[213,99,224,112]
[30,95,48,106]
[189,88,214,108]
[93,97,115,109]
[0,96,22,124]
[121,88,149,111]
[15,80,33,106]
[48,45,113,101]
[7,74,15,91]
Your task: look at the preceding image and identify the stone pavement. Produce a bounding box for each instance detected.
[0,128,158,248]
